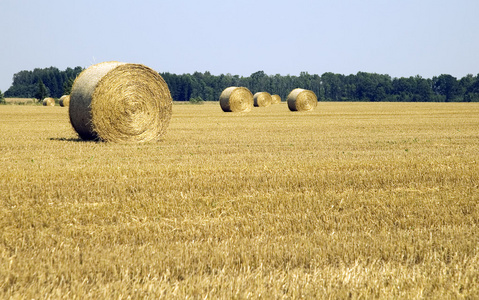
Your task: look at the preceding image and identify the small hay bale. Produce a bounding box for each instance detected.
[271,94,281,104]
[42,97,55,106]
[59,95,70,107]
[219,87,254,112]
[253,92,272,107]
[287,88,317,111]
[69,61,172,142]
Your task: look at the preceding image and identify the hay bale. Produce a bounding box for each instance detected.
[219,87,254,112]
[69,61,172,142]
[253,92,272,107]
[59,95,70,107]
[287,88,317,111]
[271,94,281,104]
[42,97,55,106]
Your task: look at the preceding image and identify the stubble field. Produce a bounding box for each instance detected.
[0,102,478,299]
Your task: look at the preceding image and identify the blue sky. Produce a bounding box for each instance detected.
[1,0,478,92]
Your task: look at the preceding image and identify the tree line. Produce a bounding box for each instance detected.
[4,67,479,102]
[4,66,83,99]
[162,71,479,102]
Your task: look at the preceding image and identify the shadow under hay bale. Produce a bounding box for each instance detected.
[219,87,254,112]
[287,88,317,112]
[69,61,172,143]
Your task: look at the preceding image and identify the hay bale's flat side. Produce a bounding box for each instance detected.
[69,62,125,140]
[69,61,172,142]
[287,88,317,111]
[59,95,70,107]
[219,87,254,112]
[271,94,281,104]
[253,92,272,107]
[42,97,55,106]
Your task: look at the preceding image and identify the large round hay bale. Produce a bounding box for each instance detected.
[253,92,272,107]
[42,97,55,106]
[69,61,172,143]
[59,95,70,107]
[271,94,281,104]
[219,87,254,112]
[287,88,317,111]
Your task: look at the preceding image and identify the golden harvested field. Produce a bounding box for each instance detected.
[1,102,478,299]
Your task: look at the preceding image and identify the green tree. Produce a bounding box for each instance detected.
[35,79,48,101]
[393,77,415,101]
[63,78,75,95]
[413,76,433,102]
[250,71,268,93]
[355,72,376,100]
[321,72,344,101]
[0,89,5,104]
[433,74,459,102]
[464,74,479,102]
[5,66,82,98]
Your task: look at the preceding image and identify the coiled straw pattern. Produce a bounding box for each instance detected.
[59,95,70,107]
[253,92,272,107]
[69,61,172,142]
[219,87,254,112]
[287,88,318,111]
[271,94,281,104]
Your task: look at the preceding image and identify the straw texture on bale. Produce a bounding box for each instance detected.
[69,61,172,142]
[287,88,318,111]
[219,87,254,112]
[271,94,281,104]
[59,95,70,107]
[42,97,55,106]
[253,92,272,107]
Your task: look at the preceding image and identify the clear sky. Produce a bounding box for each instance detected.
[1,0,478,92]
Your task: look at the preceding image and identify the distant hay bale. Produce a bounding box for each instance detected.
[69,61,172,142]
[219,87,254,112]
[42,97,55,106]
[271,94,281,104]
[253,92,272,107]
[287,88,318,111]
[59,95,70,107]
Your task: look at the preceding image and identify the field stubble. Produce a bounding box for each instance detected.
[0,102,478,298]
